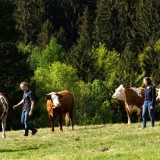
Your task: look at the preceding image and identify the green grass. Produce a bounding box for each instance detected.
[1,122,160,160]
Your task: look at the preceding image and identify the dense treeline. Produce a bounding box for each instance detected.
[1,0,160,129]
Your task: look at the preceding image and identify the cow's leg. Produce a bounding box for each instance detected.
[1,115,7,139]
[137,108,142,123]
[58,113,63,132]
[125,103,131,124]
[49,115,54,132]
[65,113,70,129]
[69,110,74,130]
[127,112,131,124]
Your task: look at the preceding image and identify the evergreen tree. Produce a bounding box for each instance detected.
[115,41,144,87]
[37,19,53,50]
[94,0,160,53]
[94,0,124,51]
[0,42,32,129]
[0,42,30,92]
[46,0,79,49]
[0,0,16,42]
[14,0,46,44]
[139,39,160,86]
[68,7,96,82]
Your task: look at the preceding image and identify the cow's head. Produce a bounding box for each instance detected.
[112,84,126,101]
[45,92,63,108]
[156,89,160,102]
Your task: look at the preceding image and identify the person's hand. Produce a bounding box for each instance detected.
[142,105,144,108]
[150,106,154,110]
[13,105,17,110]
[29,111,33,116]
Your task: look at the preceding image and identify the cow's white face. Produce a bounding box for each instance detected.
[51,93,61,107]
[156,89,160,101]
[112,84,126,101]
[46,92,61,107]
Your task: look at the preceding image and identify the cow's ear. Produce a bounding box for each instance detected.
[121,84,124,88]
[45,95,51,100]
[156,88,160,91]
[119,84,124,89]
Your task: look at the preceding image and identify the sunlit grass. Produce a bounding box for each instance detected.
[0,122,160,160]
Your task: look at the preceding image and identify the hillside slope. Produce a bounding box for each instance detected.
[0,123,160,160]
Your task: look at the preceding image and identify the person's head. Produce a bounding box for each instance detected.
[20,82,28,91]
[143,77,152,86]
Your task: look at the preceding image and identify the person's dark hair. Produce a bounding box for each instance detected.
[143,77,152,86]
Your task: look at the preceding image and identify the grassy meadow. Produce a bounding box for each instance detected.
[0,122,160,160]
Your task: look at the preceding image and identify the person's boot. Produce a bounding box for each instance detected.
[24,129,28,136]
[32,129,38,135]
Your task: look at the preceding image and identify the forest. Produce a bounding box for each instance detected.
[1,0,160,129]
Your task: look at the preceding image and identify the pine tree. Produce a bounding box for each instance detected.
[116,50,142,87]
[94,0,126,52]
[68,7,96,82]
[37,19,53,50]
[139,40,160,86]
[94,0,160,53]
[46,0,80,49]
[0,42,32,97]
[0,0,16,42]
[14,0,46,44]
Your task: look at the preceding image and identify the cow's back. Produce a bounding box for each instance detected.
[57,90,74,113]
[125,88,145,107]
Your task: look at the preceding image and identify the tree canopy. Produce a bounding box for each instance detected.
[1,0,160,128]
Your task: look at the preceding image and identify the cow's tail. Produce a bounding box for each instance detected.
[72,94,74,109]
[71,94,74,129]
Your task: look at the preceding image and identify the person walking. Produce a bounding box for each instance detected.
[13,82,38,136]
[142,77,156,128]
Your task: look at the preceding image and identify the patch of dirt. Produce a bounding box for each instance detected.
[100,147,109,152]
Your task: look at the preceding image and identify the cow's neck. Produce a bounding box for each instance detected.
[125,88,133,103]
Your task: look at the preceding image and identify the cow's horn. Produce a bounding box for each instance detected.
[46,92,55,96]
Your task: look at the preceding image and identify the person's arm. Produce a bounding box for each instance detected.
[13,99,24,110]
[29,100,34,116]
[29,91,35,116]
[151,86,156,109]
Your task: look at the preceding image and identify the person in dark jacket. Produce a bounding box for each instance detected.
[142,77,156,128]
[13,82,38,136]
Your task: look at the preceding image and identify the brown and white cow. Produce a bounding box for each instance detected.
[45,90,74,132]
[0,93,8,138]
[112,84,145,124]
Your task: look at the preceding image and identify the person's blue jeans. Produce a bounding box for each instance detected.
[142,101,155,128]
[21,110,35,135]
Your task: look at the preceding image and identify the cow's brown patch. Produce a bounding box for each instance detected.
[124,88,145,123]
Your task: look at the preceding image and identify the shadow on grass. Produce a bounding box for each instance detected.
[0,147,39,153]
